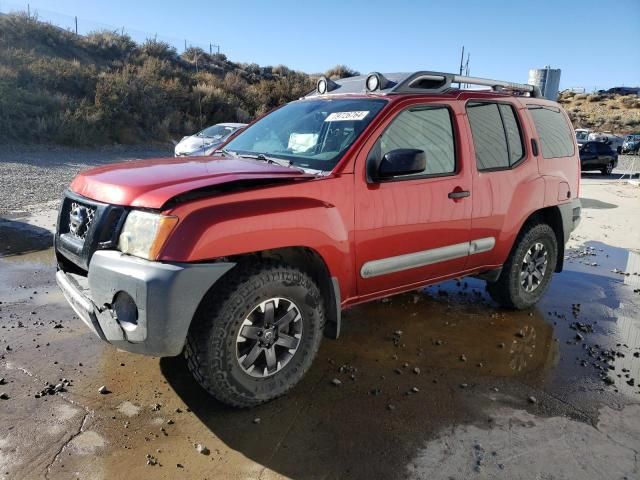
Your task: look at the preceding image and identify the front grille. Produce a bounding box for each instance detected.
[55,191,127,272]
[68,201,96,240]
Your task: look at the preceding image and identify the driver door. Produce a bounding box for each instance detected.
[354,103,472,297]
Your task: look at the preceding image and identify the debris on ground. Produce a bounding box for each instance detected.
[195,444,210,455]
[98,385,110,394]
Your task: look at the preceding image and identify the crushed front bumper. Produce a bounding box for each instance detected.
[56,250,235,356]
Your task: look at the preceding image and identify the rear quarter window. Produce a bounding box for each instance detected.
[527,105,575,158]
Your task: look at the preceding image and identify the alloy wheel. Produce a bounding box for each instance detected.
[520,242,548,293]
[236,298,303,378]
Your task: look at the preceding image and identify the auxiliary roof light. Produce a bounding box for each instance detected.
[365,72,391,92]
[317,76,338,94]
[366,74,380,91]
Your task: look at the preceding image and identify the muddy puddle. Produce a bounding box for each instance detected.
[1,221,639,479]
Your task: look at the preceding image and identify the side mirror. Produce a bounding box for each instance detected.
[374,148,426,179]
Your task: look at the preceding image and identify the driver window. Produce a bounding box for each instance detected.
[377,106,456,176]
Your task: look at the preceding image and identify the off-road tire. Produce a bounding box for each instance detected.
[486,222,558,310]
[185,261,325,407]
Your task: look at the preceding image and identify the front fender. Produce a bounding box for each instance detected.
[159,176,355,300]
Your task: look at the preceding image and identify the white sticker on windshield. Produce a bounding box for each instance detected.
[325,111,369,122]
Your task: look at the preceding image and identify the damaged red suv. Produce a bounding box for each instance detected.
[55,71,581,406]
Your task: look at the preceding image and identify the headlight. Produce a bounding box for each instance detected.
[118,211,178,260]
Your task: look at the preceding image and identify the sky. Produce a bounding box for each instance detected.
[3,0,639,90]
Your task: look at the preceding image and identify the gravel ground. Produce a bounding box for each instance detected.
[1,145,638,216]
[0,144,173,215]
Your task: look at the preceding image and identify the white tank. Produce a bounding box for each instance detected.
[528,66,561,100]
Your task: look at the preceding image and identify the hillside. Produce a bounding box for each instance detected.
[2,14,638,146]
[558,91,640,135]
[0,13,316,145]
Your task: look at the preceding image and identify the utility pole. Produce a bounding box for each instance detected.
[458,46,464,87]
[74,16,78,35]
[27,3,30,19]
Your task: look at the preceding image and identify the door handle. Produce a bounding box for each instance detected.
[448,190,470,199]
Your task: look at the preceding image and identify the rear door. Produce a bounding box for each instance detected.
[464,100,543,270]
[596,142,613,164]
[354,101,472,297]
[581,143,598,168]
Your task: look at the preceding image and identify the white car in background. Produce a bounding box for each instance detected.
[174,123,247,157]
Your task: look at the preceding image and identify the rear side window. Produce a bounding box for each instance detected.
[378,106,455,176]
[466,102,524,170]
[527,105,575,158]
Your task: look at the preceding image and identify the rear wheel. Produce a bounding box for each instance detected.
[487,222,558,310]
[185,261,325,407]
[601,162,613,175]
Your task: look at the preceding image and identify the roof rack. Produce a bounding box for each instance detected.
[307,71,542,98]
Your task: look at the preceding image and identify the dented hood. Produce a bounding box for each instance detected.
[70,156,314,209]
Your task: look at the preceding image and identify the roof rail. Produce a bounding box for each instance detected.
[391,71,542,98]
[305,71,542,98]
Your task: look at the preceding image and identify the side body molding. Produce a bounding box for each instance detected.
[360,237,496,279]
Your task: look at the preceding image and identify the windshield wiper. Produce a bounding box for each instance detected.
[237,152,293,168]
[212,148,236,157]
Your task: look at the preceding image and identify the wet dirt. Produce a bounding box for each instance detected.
[0,227,639,478]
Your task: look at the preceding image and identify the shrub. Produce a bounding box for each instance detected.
[325,65,360,79]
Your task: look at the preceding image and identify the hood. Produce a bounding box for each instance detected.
[70,156,314,209]
[175,135,221,154]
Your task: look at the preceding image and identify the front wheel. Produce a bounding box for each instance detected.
[185,261,325,407]
[601,162,613,175]
[487,222,558,310]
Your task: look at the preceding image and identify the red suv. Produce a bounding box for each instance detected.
[55,71,581,407]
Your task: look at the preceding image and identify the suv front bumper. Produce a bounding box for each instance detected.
[56,250,235,356]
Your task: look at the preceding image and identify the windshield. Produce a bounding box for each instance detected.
[197,125,237,139]
[224,98,387,171]
[575,131,589,140]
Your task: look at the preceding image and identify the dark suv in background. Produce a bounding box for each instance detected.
[579,141,618,175]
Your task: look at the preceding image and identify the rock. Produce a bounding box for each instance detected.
[413,367,421,375]
[528,396,537,404]
[387,403,396,411]
[0,392,8,400]
[575,333,584,341]
[0,378,5,385]
[151,403,161,411]
[98,385,109,394]
[604,376,615,385]
[394,368,403,375]
[459,354,467,362]
[195,444,210,455]
[626,378,635,387]
[460,383,468,389]
[411,387,419,393]
[498,342,505,349]
[394,330,403,336]
[331,378,342,386]
[253,417,261,424]
[167,419,174,425]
